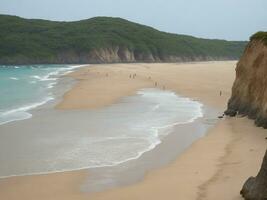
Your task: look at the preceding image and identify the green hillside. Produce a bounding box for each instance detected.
[250,31,267,45]
[0,15,247,64]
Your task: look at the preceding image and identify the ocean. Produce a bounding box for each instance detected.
[0,64,82,125]
[0,65,204,178]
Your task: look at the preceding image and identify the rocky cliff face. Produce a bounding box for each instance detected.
[225,40,267,127]
[0,46,236,65]
[240,152,267,200]
[225,35,267,199]
[55,47,236,64]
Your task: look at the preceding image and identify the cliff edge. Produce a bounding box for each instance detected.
[225,32,267,127]
[225,32,267,200]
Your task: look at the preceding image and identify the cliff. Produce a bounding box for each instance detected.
[0,15,246,65]
[225,32,267,200]
[240,152,267,200]
[225,32,267,127]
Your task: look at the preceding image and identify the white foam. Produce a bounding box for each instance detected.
[30,64,87,82]
[0,97,54,125]
[30,75,57,81]
[0,136,161,179]
[47,82,57,89]
[62,64,88,75]
[1,64,85,126]
[0,88,204,178]
[9,77,19,80]
[80,89,204,171]
[0,112,32,127]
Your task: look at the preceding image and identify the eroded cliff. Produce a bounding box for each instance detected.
[53,47,233,64]
[225,36,267,127]
[225,32,267,200]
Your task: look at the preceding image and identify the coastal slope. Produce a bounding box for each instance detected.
[225,32,267,127]
[0,15,246,64]
[225,32,267,200]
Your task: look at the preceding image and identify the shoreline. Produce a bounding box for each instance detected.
[0,86,213,182]
[81,105,217,193]
[0,64,87,126]
[0,61,266,200]
[57,61,236,110]
[0,96,209,179]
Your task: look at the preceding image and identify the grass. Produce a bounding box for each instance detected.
[250,32,267,45]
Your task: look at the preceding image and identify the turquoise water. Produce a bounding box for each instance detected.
[0,65,82,125]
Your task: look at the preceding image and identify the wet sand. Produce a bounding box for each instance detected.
[0,61,266,200]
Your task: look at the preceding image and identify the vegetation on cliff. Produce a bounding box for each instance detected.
[0,14,247,64]
[250,31,267,45]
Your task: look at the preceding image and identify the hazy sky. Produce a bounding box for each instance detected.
[0,0,266,41]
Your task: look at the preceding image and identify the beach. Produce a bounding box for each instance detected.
[0,61,266,200]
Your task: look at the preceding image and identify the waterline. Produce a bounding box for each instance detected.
[0,64,86,125]
[0,88,203,178]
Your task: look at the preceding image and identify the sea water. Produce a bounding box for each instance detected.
[0,64,82,125]
[0,86,203,178]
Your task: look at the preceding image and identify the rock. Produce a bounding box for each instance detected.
[218,114,224,119]
[225,39,267,125]
[240,150,267,200]
[240,177,256,199]
[224,109,237,117]
[225,35,267,199]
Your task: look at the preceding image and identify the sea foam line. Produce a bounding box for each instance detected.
[9,77,19,80]
[0,65,86,126]
[30,64,87,82]
[0,136,160,180]
[0,97,203,179]
[0,97,54,125]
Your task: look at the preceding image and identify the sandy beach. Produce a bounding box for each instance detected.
[0,61,266,200]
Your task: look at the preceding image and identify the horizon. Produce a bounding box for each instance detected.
[0,0,266,41]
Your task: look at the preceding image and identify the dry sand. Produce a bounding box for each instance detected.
[0,61,266,200]
[57,61,233,110]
